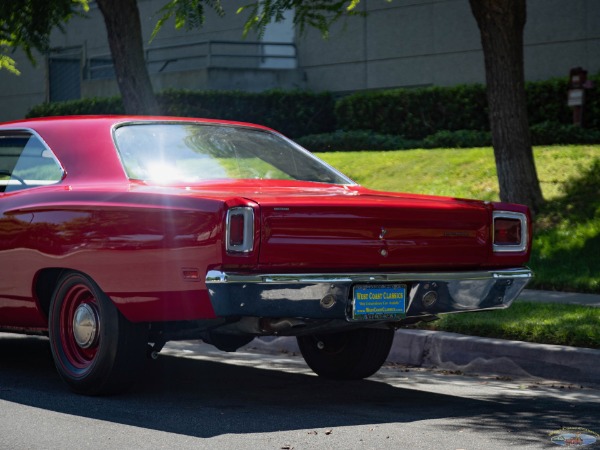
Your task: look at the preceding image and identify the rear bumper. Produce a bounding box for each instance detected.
[205,268,532,320]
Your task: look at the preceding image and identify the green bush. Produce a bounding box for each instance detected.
[526,78,571,126]
[296,130,420,152]
[530,121,600,145]
[581,74,600,130]
[334,76,600,143]
[26,75,600,145]
[335,85,489,139]
[27,96,125,117]
[422,129,492,148]
[159,89,336,138]
[27,89,336,138]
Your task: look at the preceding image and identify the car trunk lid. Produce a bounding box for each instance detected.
[248,186,491,272]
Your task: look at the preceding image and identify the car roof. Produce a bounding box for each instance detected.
[0,115,273,131]
[0,116,274,185]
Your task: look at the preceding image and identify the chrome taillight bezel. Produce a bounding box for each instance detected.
[492,211,528,253]
[226,207,255,253]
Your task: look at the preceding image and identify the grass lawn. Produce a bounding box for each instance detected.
[316,145,600,348]
[416,301,600,349]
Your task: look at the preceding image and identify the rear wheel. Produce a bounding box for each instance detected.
[297,328,395,380]
[48,272,147,395]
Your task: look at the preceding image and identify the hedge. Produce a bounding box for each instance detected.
[298,125,600,152]
[26,75,600,144]
[296,130,421,152]
[334,85,489,139]
[335,75,600,139]
[26,89,336,139]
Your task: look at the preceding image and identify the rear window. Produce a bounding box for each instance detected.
[113,123,352,185]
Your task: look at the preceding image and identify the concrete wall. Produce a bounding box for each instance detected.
[296,0,600,93]
[0,51,48,122]
[82,67,305,99]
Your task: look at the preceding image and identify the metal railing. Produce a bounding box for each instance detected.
[86,40,297,80]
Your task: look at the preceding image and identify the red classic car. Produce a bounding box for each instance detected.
[0,116,532,394]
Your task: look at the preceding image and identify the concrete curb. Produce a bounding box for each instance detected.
[248,330,600,385]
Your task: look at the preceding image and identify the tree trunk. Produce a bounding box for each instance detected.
[469,0,543,213]
[96,0,160,115]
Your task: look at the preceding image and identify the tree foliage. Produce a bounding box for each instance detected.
[236,0,363,37]
[0,0,88,74]
[151,0,224,41]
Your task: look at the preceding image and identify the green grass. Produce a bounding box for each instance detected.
[417,301,600,350]
[317,145,600,348]
[318,145,599,203]
[318,145,600,293]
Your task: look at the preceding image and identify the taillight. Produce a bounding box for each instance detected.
[226,207,254,253]
[493,211,527,252]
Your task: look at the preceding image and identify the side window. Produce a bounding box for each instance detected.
[0,132,64,193]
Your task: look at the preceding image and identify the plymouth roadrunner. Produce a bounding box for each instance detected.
[0,116,532,394]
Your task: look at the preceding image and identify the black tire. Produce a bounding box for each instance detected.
[297,328,395,380]
[48,272,147,395]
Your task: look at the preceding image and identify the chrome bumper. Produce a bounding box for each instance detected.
[205,268,533,320]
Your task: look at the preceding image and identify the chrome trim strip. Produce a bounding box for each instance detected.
[225,206,254,253]
[206,268,533,284]
[493,211,528,253]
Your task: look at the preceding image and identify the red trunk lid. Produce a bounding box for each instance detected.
[247,186,491,272]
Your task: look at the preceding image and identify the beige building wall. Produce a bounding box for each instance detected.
[296,0,600,93]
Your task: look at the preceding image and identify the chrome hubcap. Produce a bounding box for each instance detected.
[72,303,99,349]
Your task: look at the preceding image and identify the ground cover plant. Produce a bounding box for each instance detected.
[417,301,600,349]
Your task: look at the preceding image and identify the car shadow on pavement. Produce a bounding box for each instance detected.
[0,334,597,443]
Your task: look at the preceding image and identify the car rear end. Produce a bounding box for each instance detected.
[207,188,532,330]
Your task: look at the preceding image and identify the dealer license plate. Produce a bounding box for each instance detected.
[351,284,407,321]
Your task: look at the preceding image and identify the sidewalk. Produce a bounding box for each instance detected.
[249,289,600,385]
[518,288,600,307]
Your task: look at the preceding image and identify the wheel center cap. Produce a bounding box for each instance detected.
[72,303,99,349]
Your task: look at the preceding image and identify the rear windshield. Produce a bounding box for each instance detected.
[114,123,352,185]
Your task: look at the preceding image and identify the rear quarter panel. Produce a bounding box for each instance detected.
[0,186,229,326]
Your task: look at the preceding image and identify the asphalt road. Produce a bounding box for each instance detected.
[1,334,599,449]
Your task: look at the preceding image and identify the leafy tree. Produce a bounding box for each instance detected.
[95,0,160,115]
[469,0,543,212]
[0,0,88,75]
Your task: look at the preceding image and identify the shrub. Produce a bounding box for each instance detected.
[526,78,571,126]
[159,89,336,138]
[335,85,489,139]
[26,75,600,145]
[530,121,600,145]
[422,129,492,148]
[27,96,125,117]
[296,130,420,152]
[27,89,336,139]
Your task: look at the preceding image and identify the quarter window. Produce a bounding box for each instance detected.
[0,132,64,193]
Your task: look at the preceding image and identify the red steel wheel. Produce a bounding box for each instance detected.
[58,283,100,373]
[49,272,147,395]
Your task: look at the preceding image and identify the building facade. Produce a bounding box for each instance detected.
[1,0,599,122]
